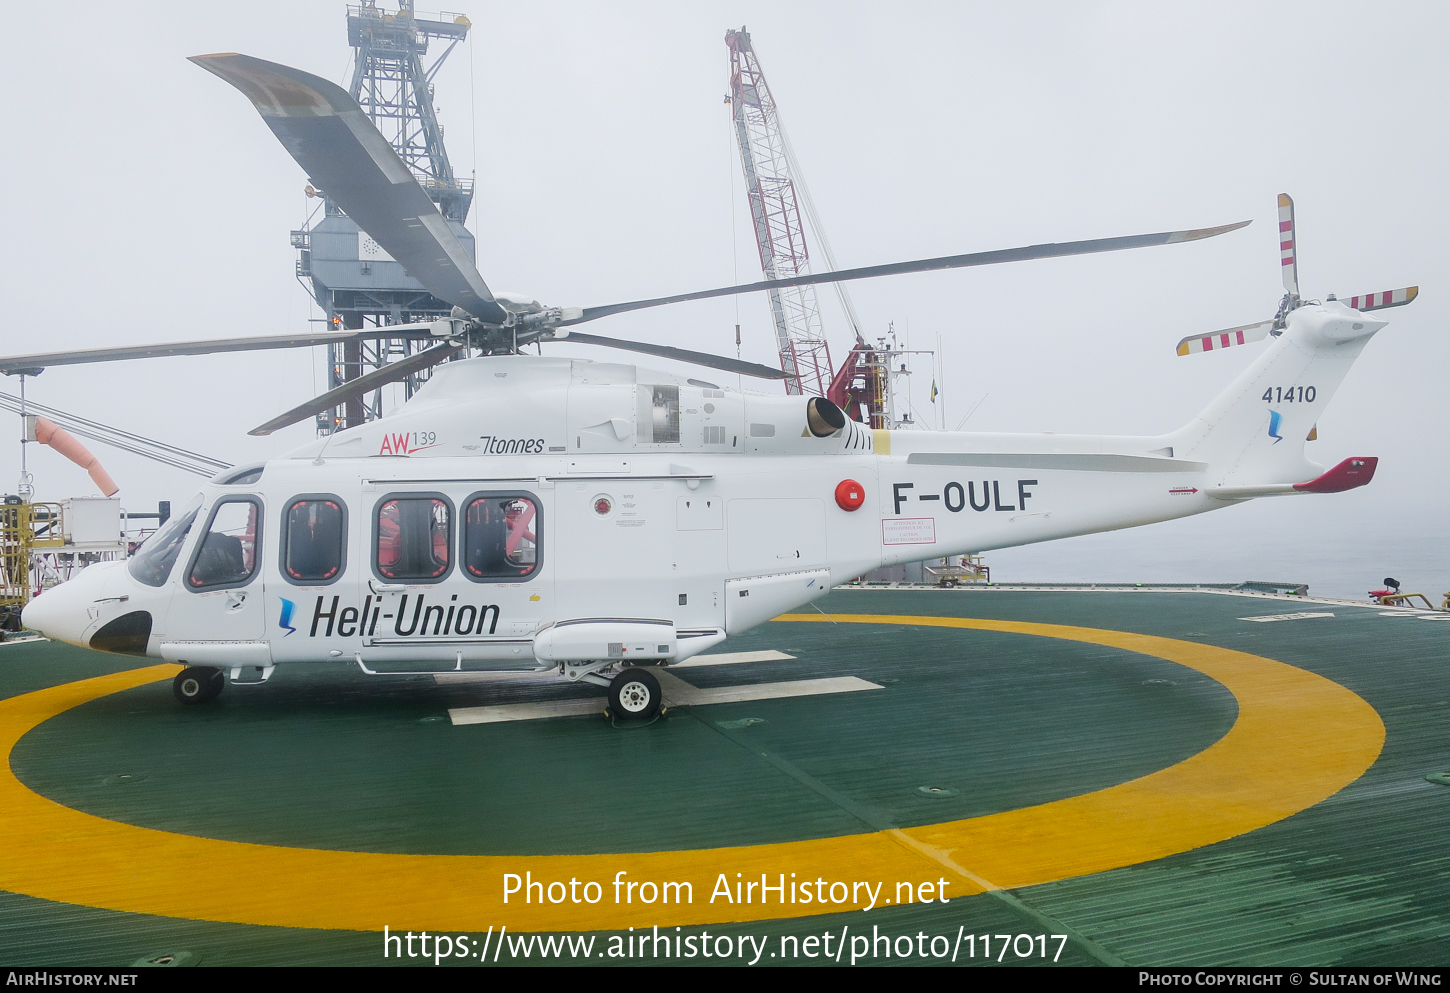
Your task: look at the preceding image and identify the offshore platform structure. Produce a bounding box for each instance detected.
[294,1,474,432]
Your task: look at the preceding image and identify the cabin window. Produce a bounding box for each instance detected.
[186,497,262,590]
[375,495,451,581]
[463,493,540,581]
[127,494,202,588]
[282,496,346,585]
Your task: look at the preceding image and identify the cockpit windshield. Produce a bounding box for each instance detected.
[127,494,203,588]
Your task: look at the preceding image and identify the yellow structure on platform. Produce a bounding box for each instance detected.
[0,500,64,614]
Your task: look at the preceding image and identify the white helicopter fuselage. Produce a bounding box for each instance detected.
[24,302,1385,678]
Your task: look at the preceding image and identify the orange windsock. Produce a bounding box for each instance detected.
[33,417,119,496]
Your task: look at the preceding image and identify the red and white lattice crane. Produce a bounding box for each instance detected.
[726,27,867,399]
[726,28,917,429]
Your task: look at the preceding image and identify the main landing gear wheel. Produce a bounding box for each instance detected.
[608,668,661,721]
[173,666,225,705]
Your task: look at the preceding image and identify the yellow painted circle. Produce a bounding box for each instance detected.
[0,615,1383,931]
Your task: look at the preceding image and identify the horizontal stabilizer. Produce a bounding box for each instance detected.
[1293,456,1378,493]
[1338,287,1417,312]
[1209,457,1378,500]
[1176,321,1273,357]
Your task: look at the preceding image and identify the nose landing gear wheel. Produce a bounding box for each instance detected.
[608,668,661,721]
[173,666,225,705]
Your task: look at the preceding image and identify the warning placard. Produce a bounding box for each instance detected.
[882,518,936,545]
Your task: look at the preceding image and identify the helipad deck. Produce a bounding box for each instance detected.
[0,587,1445,967]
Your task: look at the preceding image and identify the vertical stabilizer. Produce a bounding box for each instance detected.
[1170,301,1384,485]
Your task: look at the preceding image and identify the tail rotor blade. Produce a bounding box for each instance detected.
[1278,193,1299,298]
[552,331,792,380]
[1339,286,1418,312]
[248,342,462,437]
[1176,320,1274,356]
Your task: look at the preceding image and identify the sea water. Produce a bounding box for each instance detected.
[984,494,1449,603]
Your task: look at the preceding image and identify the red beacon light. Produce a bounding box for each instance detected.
[835,479,865,511]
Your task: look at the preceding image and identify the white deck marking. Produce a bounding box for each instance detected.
[446,663,879,725]
[673,650,795,668]
[653,670,880,706]
[449,698,603,725]
[1239,612,1335,622]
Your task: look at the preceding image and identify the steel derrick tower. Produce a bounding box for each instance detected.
[294,1,474,431]
[726,27,840,397]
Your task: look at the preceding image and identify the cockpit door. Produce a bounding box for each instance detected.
[176,496,265,642]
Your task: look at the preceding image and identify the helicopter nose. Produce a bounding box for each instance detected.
[21,581,90,646]
[21,561,137,650]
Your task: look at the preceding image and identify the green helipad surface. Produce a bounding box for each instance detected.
[0,587,1445,967]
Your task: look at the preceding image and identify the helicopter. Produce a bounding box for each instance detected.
[10,56,1418,721]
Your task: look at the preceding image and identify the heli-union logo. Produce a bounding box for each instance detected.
[278,598,297,637]
[1267,409,1284,444]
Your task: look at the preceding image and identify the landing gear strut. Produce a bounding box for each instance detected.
[608,668,661,721]
[173,666,225,705]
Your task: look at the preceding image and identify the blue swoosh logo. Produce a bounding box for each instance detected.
[1268,409,1284,444]
[278,597,297,637]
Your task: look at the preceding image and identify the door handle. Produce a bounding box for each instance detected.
[369,581,407,594]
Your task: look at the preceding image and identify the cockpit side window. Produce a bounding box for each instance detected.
[463,492,540,581]
[186,497,262,591]
[281,495,347,585]
[127,495,203,588]
[375,494,452,581]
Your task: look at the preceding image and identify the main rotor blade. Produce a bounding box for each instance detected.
[191,53,506,325]
[552,331,792,380]
[564,220,1251,326]
[248,342,462,437]
[0,326,440,375]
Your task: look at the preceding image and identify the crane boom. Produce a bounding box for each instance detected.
[726,27,836,396]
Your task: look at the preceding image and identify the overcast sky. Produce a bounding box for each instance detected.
[1,1,1445,597]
